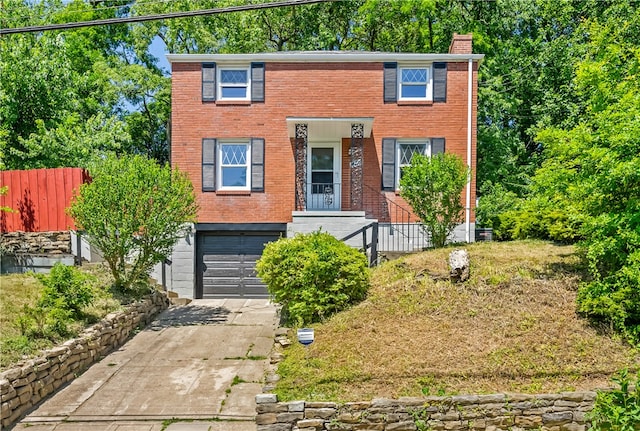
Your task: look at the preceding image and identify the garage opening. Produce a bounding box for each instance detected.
[195,228,283,299]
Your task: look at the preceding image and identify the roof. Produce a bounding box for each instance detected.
[166,51,484,64]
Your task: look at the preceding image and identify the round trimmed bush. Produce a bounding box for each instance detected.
[256,230,370,326]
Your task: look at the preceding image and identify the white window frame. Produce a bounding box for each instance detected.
[396,139,430,189]
[217,140,251,191]
[217,66,251,101]
[398,64,433,102]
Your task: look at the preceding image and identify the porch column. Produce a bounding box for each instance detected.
[294,123,308,211]
[350,123,364,210]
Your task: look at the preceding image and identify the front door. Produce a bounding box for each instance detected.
[307,142,340,210]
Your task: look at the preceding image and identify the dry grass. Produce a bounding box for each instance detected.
[0,273,43,338]
[274,240,640,401]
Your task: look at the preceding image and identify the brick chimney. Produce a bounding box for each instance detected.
[449,33,473,54]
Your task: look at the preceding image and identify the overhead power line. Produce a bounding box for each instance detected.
[0,0,337,35]
[2,0,171,25]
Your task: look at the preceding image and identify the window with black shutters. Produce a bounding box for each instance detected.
[381,137,446,190]
[383,62,447,103]
[202,138,265,193]
[201,62,265,103]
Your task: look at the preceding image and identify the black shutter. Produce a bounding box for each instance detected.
[251,138,265,192]
[432,137,446,155]
[383,62,397,103]
[433,62,447,102]
[251,63,265,102]
[202,62,216,102]
[381,138,396,191]
[202,138,216,191]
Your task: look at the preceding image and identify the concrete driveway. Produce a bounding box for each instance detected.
[10,299,278,431]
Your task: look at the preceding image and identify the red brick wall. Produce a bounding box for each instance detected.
[170,60,478,224]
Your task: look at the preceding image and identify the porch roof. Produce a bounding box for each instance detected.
[285,117,374,141]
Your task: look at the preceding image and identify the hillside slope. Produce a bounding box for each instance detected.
[275,241,640,401]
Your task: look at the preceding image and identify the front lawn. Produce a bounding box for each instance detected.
[274,240,640,401]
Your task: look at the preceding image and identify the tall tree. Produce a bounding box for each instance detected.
[0,0,170,168]
[498,2,640,341]
[352,0,437,52]
[554,4,639,341]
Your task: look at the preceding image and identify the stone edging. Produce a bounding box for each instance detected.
[254,392,595,431]
[0,231,71,255]
[0,291,170,428]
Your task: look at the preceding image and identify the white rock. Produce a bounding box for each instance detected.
[449,249,470,282]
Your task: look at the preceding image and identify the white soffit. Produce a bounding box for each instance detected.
[286,117,374,140]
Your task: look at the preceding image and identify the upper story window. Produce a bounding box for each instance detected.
[384,62,446,103]
[202,62,265,103]
[218,68,250,101]
[398,66,432,101]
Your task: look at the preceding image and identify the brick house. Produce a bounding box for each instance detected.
[160,33,482,299]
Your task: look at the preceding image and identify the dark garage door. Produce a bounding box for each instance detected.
[196,232,279,298]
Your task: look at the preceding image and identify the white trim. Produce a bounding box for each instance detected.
[217,140,251,191]
[465,58,473,243]
[217,66,251,101]
[167,52,484,64]
[285,117,374,139]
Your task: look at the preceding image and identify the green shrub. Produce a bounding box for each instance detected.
[475,183,519,233]
[256,231,370,326]
[589,369,640,431]
[16,302,73,340]
[497,197,582,243]
[575,214,640,344]
[37,263,95,316]
[399,153,468,248]
[577,249,640,344]
[44,306,73,337]
[12,264,97,341]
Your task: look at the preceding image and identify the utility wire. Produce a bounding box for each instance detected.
[0,0,338,35]
[2,0,236,26]
[2,0,153,25]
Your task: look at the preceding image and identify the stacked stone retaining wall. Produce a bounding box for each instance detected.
[255,392,595,431]
[0,291,169,428]
[0,231,71,255]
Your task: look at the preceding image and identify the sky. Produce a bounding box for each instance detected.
[150,35,171,76]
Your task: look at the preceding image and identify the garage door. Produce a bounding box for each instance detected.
[196,232,279,298]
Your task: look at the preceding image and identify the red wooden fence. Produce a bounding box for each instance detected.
[0,168,89,233]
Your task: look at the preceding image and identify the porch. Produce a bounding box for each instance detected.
[286,117,432,255]
[287,117,373,213]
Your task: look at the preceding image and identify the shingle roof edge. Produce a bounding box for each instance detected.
[166,51,484,64]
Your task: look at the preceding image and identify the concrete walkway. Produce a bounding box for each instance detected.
[9,299,278,431]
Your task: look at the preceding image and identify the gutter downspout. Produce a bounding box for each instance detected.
[465,58,473,243]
